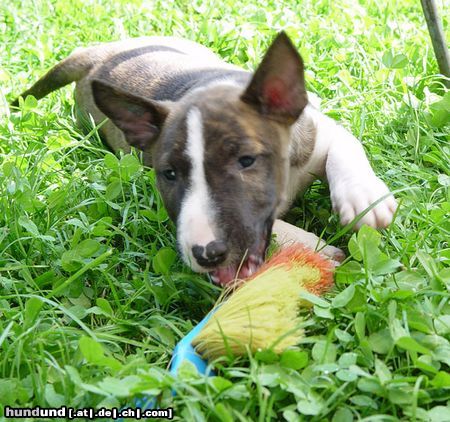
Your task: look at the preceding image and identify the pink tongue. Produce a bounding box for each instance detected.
[211,258,260,286]
[212,266,237,286]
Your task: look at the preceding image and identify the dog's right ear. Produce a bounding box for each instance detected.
[91,79,169,150]
[241,32,307,124]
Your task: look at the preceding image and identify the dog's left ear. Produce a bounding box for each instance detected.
[241,32,307,124]
[92,79,170,151]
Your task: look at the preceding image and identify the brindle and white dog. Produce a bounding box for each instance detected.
[13,33,397,285]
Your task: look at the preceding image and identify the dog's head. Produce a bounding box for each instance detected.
[92,32,307,285]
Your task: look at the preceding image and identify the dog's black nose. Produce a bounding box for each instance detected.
[192,240,228,267]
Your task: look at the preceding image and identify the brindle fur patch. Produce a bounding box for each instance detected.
[289,114,316,168]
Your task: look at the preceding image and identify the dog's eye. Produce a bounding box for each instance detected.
[238,156,256,168]
[162,169,177,181]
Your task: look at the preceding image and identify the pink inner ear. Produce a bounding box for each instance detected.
[263,77,292,110]
[119,110,158,149]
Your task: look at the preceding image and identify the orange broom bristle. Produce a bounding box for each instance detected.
[248,244,334,295]
[192,243,335,359]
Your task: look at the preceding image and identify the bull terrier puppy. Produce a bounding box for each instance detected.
[12,33,397,285]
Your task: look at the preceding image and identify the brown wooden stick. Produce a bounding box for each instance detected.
[420,0,450,87]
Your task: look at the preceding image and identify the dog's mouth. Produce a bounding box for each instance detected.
[209,254,264,286]
[207,217,274,286]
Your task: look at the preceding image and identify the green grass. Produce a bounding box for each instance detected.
[0,0,449,420]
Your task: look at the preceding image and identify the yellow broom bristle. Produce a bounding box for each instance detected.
[192,245,335,360]
[192,263,321,360]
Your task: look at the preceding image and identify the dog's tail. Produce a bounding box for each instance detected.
[10,47,95,108]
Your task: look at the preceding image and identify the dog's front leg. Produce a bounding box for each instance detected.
[319,114,397,230]
[272,219,345,264]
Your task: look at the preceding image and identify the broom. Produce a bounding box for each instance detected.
[129,244,334,415]
[190,244,334,361]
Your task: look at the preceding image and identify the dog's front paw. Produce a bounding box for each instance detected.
[331,176,397,230]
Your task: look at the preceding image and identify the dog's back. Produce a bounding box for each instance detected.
[14,37,250,153]
[90,37,247,101]
[13,37,231,102]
